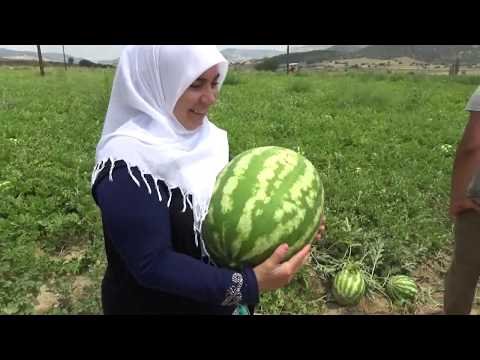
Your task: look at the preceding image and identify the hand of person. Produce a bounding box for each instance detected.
[253,243,311,293]
[449,197,480,219]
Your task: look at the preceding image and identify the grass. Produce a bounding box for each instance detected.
[0,67,477,314]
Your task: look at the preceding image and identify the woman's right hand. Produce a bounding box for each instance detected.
[253,243,311,293]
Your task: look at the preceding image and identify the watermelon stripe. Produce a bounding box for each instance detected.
[210,148,272,264]
[386,276,417,304]
[235,149,305,262]
[333,269,365,306]
[206,155,239,263]
[288,163,323,247]
[232,150,296,258]
[238,156,319,263]
[293,201,323,255]
[219,147,268,215]
[270,158,320,257]
[225,148,282,263]
[346,276,355,297]
[351,277,361,297]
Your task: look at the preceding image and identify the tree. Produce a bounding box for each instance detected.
[68,57,74,66]
[454,57,460,75]
[449,57,461,76]
[254,58,279,72]
[286,45,290,75]
[79,59,96,67]
[62,45,67,71]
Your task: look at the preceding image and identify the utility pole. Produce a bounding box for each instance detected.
[454,56,460,76]
[62,45,67,71]
[286,45,290,75]
[36,45,45,76]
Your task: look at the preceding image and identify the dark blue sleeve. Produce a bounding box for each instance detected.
[94,165,259,307]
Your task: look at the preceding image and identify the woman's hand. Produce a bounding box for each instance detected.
[253,215,327,293]
[253,243,311,293]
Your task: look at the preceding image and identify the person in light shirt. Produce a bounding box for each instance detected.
[444,86,480,314]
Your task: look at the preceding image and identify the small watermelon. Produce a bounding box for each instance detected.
[386,275,417,305]
[202,146,324,270]
[332,263,366,306]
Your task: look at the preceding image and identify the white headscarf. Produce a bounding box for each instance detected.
[91,45,229,257]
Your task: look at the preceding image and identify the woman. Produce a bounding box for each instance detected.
[91,45,324,315]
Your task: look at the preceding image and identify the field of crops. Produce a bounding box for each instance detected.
[1,67,479,315]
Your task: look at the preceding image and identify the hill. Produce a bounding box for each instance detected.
[260,45,480,66]
[266,49,342,65]
[328,45,369,53]
[354,45,480,64]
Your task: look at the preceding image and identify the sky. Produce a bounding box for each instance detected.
[0,45,329,61]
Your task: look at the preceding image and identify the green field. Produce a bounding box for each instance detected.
[1,67,478,315]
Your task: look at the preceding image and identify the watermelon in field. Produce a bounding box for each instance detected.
[386,275,417,305]
[202,146,324,270]
[332,263,366,306]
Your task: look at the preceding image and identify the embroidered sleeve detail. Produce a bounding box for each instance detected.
[221,273,244,306]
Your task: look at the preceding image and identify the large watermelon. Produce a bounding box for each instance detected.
[332,263,366,306]
[202,146,324,270]
[386,275,418,305]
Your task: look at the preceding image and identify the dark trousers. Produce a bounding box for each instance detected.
[444,210,480,314]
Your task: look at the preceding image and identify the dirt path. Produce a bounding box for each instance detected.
[320,251,480,315]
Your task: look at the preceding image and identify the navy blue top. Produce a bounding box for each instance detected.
[92,160,259,314]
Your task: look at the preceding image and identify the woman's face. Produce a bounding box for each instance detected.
[173,65,220,130]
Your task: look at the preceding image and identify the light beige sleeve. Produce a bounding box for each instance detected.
[466,86,480,112]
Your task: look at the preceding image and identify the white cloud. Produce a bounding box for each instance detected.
[0,45,331,61]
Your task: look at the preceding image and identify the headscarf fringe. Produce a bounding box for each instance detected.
[92,157,215,264]
[141,172,152,195]
[126,163,141,187]
[154,177,163,202]
[108,157,116,182]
